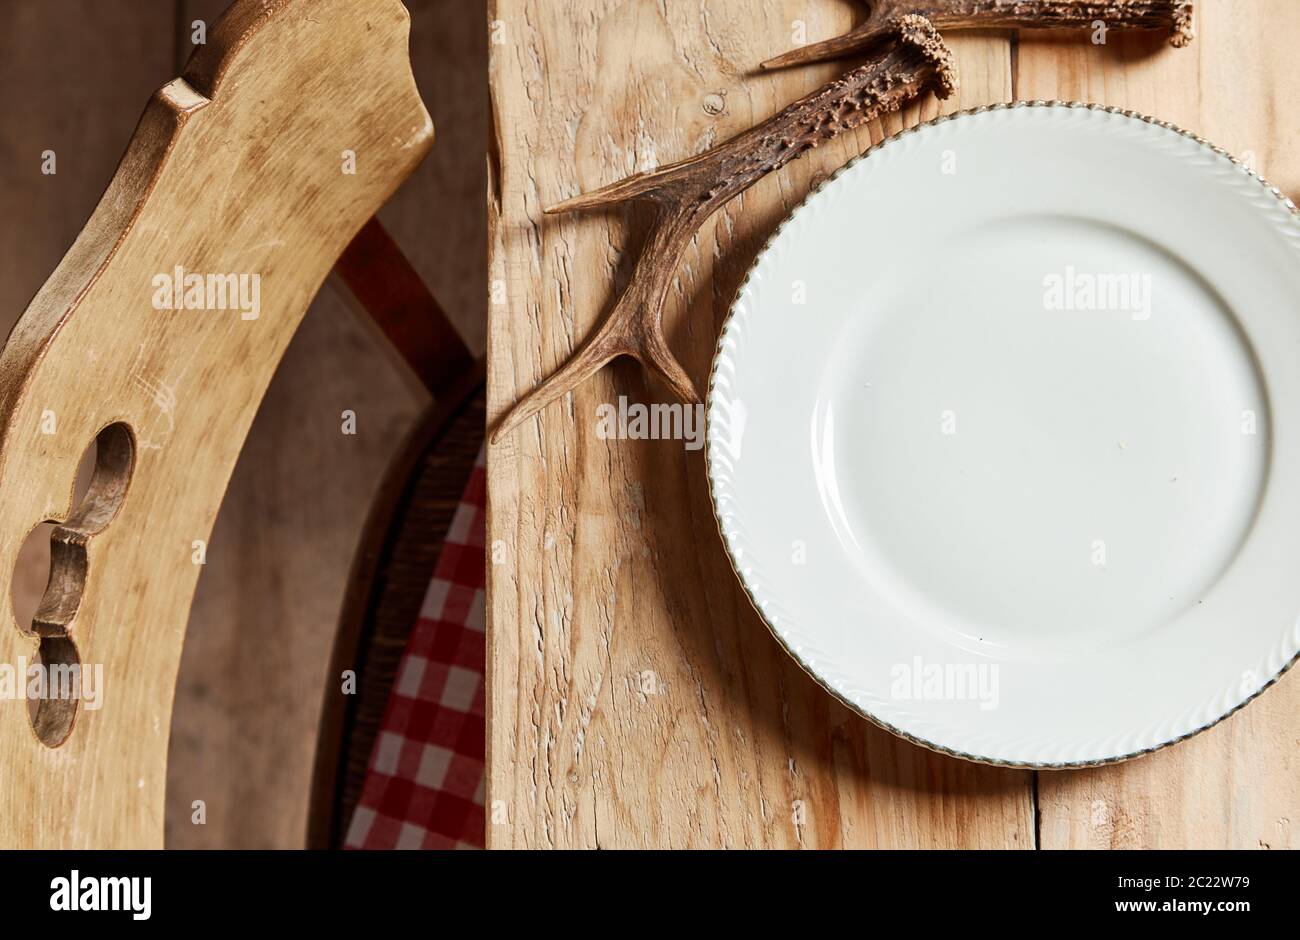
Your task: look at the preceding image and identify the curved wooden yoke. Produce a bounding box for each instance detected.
[0,0,432,847]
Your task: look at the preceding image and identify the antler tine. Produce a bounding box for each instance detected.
[543,170,671,214]
[492,218,701,443]
[762,1,1196,71]
[761,1,896,70]
[494,15,957,442]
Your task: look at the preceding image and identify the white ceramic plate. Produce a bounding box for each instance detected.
[707,102,1300,766]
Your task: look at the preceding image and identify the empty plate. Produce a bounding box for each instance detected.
[707,102,1300,766]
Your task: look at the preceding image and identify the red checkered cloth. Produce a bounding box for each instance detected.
[344,449,486,849]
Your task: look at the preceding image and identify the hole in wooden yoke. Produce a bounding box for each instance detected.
[10,423,135,747]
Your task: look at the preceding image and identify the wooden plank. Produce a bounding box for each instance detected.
[487,0,1032,848]
[1017,1,1300,849]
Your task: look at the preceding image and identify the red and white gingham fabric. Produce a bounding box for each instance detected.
[345,449,486,849]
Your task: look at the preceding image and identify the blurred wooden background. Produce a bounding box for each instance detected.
[0,0,485,847]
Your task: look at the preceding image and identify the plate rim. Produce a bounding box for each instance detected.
[704,99,1300,769]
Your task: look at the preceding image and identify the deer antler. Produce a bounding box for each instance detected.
[761,0,1194,70]
[493,15,957,442]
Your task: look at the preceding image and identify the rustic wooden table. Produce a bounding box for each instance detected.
[2,0,483,848]
[489,0,1299,848]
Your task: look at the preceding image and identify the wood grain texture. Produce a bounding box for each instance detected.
[1018,0,1300,850]
[0,0,431,848]
[487,1,1033,848]
[492,15,958,440]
